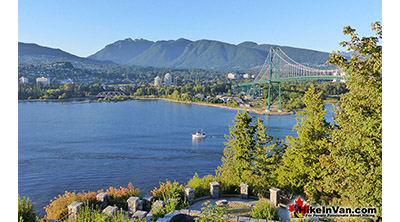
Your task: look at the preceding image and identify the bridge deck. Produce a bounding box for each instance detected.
[237,75,346,88]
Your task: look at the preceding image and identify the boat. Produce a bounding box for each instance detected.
[192,130,206,139]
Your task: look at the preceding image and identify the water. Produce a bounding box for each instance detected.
[18,99,334,216]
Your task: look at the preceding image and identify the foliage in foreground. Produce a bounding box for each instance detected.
[149,180,188,221]
[18,195,39,222]
[251,200,280,221]
[323,22,382,218]
[73,203,147,222]
[44,182,140,221]
[275,85,333,203]
[194,200,230,222]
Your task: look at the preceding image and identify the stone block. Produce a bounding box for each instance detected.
[146,212,153,221]
[132,210,148,218]
[67,201,83,221]
[210,182,220,199]
[96,192,108,209]
[240,182,249,199]
[153,200,165,212]
[127,196,140,214]
[184,187,194,204]
[142,196,154,211]
[102,205,118,216]
[269,188,281,206]
[216,199,228,206]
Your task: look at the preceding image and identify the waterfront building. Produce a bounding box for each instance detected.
[19,76,29,83]
[164,73,172,85]
[227,73,240,80]
[154,76,162,86]
[36,77,50,85]
[243,73,254,79]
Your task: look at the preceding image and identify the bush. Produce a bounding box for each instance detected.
[44,191,97,221]
[150,180,184,203]
[150,180,188,221]
[18,195,39,222]
[102,182,140,210]
[186,173,239,199]
[194,200,230,222]
[75,203,147,222]
[151,199,180,221]
[44,182,140,221]
[251,200,280,221]
[186,173,218,198]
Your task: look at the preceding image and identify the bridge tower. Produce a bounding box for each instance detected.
[266,47,282,112]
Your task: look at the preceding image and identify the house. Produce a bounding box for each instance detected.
[19,76,29,83]
[36,77,50,85]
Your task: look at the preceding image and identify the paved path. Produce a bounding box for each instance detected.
[188,197,258,211]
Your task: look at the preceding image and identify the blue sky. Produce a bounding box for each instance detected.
[18,0,382,57]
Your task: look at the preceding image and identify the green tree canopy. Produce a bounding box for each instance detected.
[322,22,382,218]
[276,85,332,202]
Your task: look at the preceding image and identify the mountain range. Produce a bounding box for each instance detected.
[19,38,335,70]
[18,42,115,68]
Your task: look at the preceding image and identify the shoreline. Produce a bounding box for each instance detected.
[157,98,295,115]
[18,96,342,116]
[18,96,296,115]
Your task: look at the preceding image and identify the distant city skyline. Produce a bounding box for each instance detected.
[18,0,382,57]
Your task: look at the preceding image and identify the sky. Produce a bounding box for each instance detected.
[18,0,382,57]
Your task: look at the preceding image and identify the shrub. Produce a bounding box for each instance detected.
[18,195,39,222]
[150,180,184,203]
[251,200,280,221]
[186,173,239,198]
[186,173,217,198]
[194,200,230,222]
[44,191,97,221]
[151,199,180,221]
[44,182,140,221]
[150,180,188,221]
[103,182,141,210]
[75,203,146,222]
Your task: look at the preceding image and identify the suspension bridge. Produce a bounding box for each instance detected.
[234,47,346,112]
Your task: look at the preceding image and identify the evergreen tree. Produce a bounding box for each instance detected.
[322,22,382,218]
[251,118,287,193]
[217,111,256,185]
[276,85,332,202]
[217,111,286,195]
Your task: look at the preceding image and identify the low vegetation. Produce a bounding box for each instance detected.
[43,183,140,221]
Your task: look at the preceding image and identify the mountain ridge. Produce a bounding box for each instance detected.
[19,39,335,70]
[18,42,115,68]
[88,38,333,70]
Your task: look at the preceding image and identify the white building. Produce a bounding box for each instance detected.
[36,77,50,85]
[154,76,162,86]
[227,73,240,80]
[19,76,29,83]
[164,73,172,85]
[243,73,255,79]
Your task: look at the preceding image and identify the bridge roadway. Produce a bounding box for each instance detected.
[237,75,346,88]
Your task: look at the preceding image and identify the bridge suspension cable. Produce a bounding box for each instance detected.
[237,47,346,112]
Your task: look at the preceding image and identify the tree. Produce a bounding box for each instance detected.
[217,111,255,185]
[276,85,332,202]
[322,22,382,218]
[217,111,286,195]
